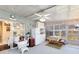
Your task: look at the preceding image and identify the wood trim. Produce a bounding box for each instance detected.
[0,43,17,51]
[0,44,10,51]
[0,21,3,43]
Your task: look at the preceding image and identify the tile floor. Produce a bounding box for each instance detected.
[0,42,79,54]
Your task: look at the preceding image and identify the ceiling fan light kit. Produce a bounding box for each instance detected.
[39,18,46,22]
[9,15,16,20]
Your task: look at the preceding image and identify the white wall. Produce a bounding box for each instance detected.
[0,10,35,33]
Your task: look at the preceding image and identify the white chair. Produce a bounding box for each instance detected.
[17,40,29,54]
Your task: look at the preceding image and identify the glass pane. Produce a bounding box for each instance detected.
[60,24,66,30]
[55,31,60,36]
[55,25,59,30]
[61,31,66,37]
[47,31,53,36]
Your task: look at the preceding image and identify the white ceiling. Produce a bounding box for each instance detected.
[0,5,52,18]
[0,5,78,22]
[26,5,69,22]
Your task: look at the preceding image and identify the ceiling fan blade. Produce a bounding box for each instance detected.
[44,14,50,17]
[44,17,49,19]
[32,17,41,20]
[35,14,42,17]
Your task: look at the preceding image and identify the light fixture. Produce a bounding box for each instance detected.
[12,19,16,20]
[9,17,12,20]
[9,15,16,20]
[39,18,45,22]
[75,24,79,29]
[9,18,16,20]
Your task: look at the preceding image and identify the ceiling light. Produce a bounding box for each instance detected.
[10,15,15,18]
[9,14,16,20]
[39,18,45,22]
[9,17,16,20]
[9,17,12,20]
[11,15,14,18]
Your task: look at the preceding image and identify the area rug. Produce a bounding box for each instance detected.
[46,43,63,49]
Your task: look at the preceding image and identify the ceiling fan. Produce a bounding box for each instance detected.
[9,14,16,20]
[9,7,16,21]
[34,13,50,22]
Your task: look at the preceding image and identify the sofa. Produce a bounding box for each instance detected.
[47,36,65,46]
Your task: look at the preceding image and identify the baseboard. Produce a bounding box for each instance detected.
[0,44,10,51]
[0,43,17,51]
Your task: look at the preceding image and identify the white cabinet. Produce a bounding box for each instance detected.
[31,28,45,45]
